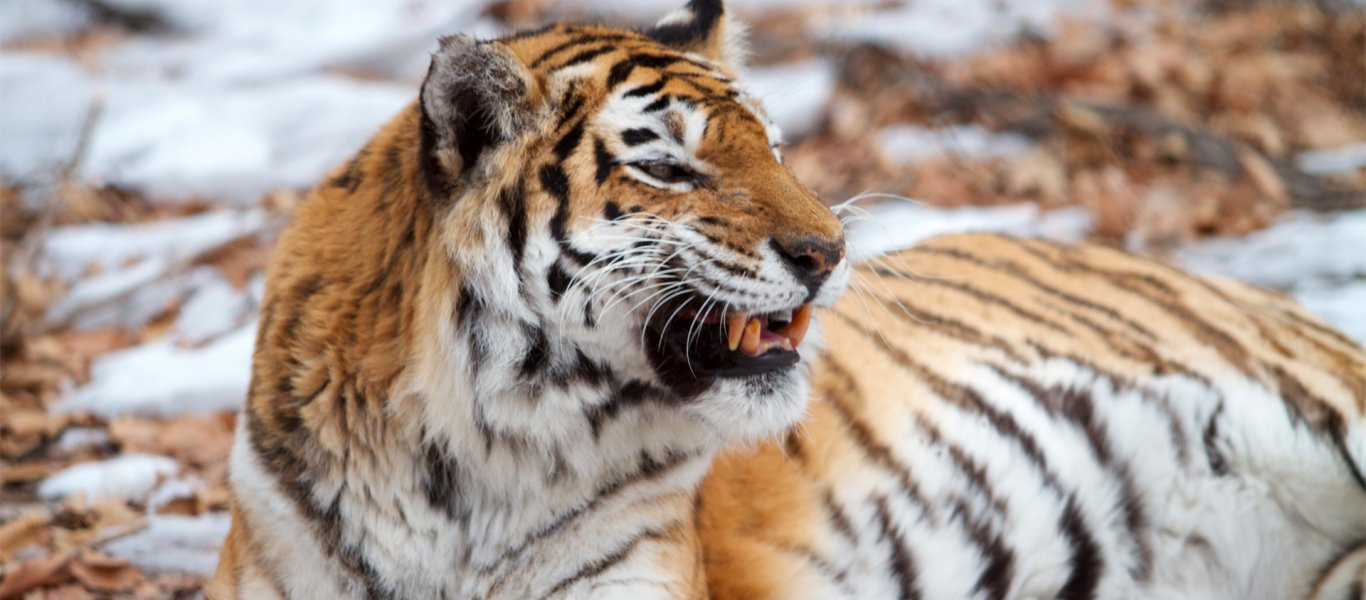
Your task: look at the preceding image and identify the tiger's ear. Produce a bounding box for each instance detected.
[420,35,540,182]
[645,0,748,69]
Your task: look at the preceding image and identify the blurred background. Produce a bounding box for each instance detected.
[0,0,1363,596]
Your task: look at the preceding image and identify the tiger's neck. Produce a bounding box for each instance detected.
[367,245,720,597]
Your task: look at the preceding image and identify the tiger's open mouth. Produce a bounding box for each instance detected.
[646,301,813,378]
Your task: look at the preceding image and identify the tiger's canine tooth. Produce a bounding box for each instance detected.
[739,318,762,355]
[780,304,812,348]
[726,313,748,351]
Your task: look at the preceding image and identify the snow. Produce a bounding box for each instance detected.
[1170,210,1366,290]
[744,59,836,139]
[37,454,179,503]
[174,273,254,346]
[844,201,1094,261]
[41,209,271,331]
[0,0,92,44]
[83,77,414,203]
[0,53,98,185]
[877,124,1035,164]
[56,427,111,453]
[1297,282,1366,346]
[1170,209,1366,345]
[1296,143,1366,176]
[42,209,270,282]
[821,0,1108,58]
[53,322,256,418]
[103,512,231,576]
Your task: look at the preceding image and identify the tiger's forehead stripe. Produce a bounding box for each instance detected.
[504,25,742,109]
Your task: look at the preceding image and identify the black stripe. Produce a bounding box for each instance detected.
[989,368,1152,581]
[1057,497,1104,600]
[822,489,859,544]
[547,262,571,301]
[913,414,1008,516]
[872,495,922,600]
[857,288,1027,363]
[529,32,631,68]
[501,22,560,43]
[542,527,668,597]
[822,357,938,522]
[623,79,666,98]
[907,246,1158,341]
[554,120,586,161]
[642,95,671,112]
[621,127,660,146]
[519,325,549,379]
[482,449,699,577]
[553,44,616,70]
[947,496,1014,600]
[423,438,469,522]
[831,311,1063,490]
[245,415,394,599]
[593,137,614,185]
[1022,339,1195,466]
[606,57,638,88]
[541,164,596,265]
[585,380,661,439]
[499,183,527,277]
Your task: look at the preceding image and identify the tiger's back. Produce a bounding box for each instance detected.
[699,233,1366,599]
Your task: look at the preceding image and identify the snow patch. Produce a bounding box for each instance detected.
[844,201,1093,261]
[744,59,836,140]
[84,78,412,203]
[54,322,257,418]
[1296,282,1366,347]
[41,209,270,282]
[0,53,97,184]
[1296,143,1366,176]
[103,512,231,576]
[1170,210,1366,290]
[877,124,1035,164]
[38,454,179,503]
[174,273,253,345]
[0,0,93,44]
[822,0,1108,58]
[56,427,111,453]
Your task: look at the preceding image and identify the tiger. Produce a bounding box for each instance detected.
[208,1,1366,598]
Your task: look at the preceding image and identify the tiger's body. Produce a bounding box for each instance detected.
[210,1,1366,598]
[700,234,1366,599]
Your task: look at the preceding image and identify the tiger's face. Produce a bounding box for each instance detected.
[419,1,847,442]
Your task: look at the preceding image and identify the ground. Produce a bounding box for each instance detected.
[1,0,1363,597]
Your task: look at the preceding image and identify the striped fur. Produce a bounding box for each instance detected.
[210,1,1366,598]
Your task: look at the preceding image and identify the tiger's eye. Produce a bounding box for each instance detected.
[648,162,675,180]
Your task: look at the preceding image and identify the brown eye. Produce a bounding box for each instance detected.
[635,160,695,184]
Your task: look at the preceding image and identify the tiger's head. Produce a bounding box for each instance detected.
[410,0,848,445]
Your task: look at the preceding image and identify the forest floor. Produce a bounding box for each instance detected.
[1,0,1363,597]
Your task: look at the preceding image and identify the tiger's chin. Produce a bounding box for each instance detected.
[642,300,818,442]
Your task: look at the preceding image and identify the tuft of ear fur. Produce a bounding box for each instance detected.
[420,35,539,189]
[645,0,748,69]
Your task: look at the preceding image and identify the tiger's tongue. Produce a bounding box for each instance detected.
[725,305,812,357]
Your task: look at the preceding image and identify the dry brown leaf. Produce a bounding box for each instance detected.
[1238,149,1287,203]
[0,511,49,562]
[0,551,74,599]
[69,552,141,593]
[41,584,97,600]
[0,461,60,485]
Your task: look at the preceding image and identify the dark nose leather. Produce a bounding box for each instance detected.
[771,236,844,297]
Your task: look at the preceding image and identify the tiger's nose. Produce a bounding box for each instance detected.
[771,236,845,295]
